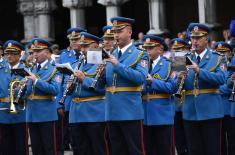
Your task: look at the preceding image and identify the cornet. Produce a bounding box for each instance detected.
[9,79,27,114]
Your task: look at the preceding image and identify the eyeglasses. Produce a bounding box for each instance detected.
[29,52,34,55]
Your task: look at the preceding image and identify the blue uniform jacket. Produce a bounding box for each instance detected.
[104,44,148,121]
[219,56,234,116]
[142,57,177,125]
[0,62,26,124]
[56,49,77,111]
[25,61,60,122]
[227,57,235,117]
[182,49,225,121]
[69,63,106,123]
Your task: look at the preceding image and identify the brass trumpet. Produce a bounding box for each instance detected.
[9,80,27,114]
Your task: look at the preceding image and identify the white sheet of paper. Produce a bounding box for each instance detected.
[56,63,74,73]
[87,50,103,64]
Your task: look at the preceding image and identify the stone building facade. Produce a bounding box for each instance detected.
[0,0,234,48]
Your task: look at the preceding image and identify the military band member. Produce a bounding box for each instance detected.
[104,16,148,155]
[178,23,225,155]
[0,40,28,155]
[25,38,60,155]
[142,35,177,155]
[24,42,36,68]
[218,42,235,155]
[56,27,87,152]
[69,32,108,155]
[102,25,115,54]
[170,38,190,155]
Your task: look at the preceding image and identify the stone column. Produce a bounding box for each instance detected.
[18,0,35,43]
[34,0,57,41]
[198,0,206,23]
[98,0,129,25]
[197,0,219,39]
[147,0,167,35]
[63,0,92,28]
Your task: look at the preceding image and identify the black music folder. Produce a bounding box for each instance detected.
[56,63,74,75]
[11,68,31,77]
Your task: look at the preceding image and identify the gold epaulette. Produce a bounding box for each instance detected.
[129,51,143,68]
[153,63,171,81]
[210,55,222,72]
[44,68,57,82]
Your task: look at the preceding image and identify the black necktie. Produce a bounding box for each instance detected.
[118,50,122,59]
[37,64,41,72]
[197,56,201,64]
[149,59,153,73]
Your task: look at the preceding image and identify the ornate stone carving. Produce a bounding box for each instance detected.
[18,0,34,16]
[34,0,57,14]
[62,0,92,8]
[98,0,129,6]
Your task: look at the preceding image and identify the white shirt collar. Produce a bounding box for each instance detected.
[9,62,20,69]
[38,59,48,69]
[0,58,3,63]
[152,56,161,69]
[195,48,207,59]
[118,42,133,54]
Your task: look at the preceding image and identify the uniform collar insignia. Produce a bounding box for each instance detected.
[128,49,132,53]
[206,54,209,59]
